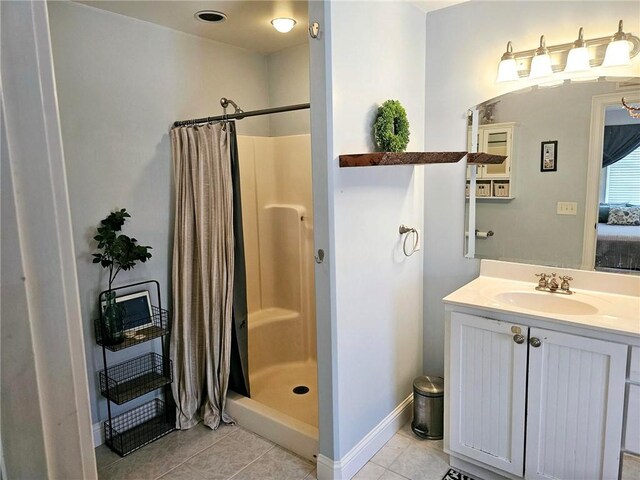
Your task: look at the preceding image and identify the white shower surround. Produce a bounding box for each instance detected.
[227,134,318,460]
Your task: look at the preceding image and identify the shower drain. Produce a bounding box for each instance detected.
[293,385,310,395]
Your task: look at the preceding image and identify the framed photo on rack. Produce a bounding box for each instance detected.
[540,140,558,172]
[102,290,153,334]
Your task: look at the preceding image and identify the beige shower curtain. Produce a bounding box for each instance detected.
[170,122,235,430]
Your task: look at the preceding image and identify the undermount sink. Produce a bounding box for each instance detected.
[494,291,599,316]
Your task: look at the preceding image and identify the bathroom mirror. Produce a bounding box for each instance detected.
[464,77,640,273]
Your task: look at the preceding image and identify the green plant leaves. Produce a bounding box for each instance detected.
[92,208,152,287]
[100,208,131,232]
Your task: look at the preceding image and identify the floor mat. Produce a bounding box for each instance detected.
[442,468,476,480]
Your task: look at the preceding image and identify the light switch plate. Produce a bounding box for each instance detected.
[557,201,578,215]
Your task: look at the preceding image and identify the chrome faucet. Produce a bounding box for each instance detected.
[535,273,573,295]
[559,275,573,294]
[535,273,549,289]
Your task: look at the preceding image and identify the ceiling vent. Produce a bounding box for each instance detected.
[194,10,227,23]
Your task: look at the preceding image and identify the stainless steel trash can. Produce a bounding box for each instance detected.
[411,375,444,439]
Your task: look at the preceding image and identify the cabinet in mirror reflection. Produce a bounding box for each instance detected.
[465,77,640,274]
[467,122,516,199]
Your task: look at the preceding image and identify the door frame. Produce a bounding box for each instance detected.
[582,90,640,269]
[1,1,97,477]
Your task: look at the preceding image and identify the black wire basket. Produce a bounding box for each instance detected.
[95,305,170,351]
[99,353,172,405]
[104,399,174,457]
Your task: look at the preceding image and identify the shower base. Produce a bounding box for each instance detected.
[251,360,318,427]
[226,360,318,461]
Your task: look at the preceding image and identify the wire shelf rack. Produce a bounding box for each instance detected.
[95,305,170,352]
[104,398,174,457]
[99,353,172,405]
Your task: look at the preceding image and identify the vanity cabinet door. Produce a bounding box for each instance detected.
[449,312,528,476]
[525,328,627,480]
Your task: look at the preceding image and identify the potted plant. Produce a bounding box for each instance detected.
[92,208,152,344]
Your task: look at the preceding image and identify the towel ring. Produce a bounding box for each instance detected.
[399,225,420,257]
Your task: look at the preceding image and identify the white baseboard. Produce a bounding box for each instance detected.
[93,422,104,448]
[317,395,413,480]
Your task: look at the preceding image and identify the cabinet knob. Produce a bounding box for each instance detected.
[513,334,525,344]
[530,337,542,348]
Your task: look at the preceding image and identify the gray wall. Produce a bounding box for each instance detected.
[423,1,640,376]
[48,1,271,424]
[474,81,620,267]
[267,43,310,136]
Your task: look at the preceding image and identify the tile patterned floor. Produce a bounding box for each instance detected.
[95,420,640,480]
[95,420,446,480]
[96,424,315,480]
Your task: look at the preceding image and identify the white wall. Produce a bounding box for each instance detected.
[47,0,271,424]
[423,1,640,375]
[267,43,310,136]
[327,1,426,460]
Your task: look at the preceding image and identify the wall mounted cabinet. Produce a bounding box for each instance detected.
[467,122,516,199]
[449,311,627,480]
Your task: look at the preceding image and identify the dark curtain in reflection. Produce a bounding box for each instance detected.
[602,124,640,168]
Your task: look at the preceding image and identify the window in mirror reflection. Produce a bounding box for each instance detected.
[596,108,640,273]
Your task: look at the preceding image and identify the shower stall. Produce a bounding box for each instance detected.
[227,133,318,460]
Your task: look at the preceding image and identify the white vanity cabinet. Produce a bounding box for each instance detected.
[449,312,628,480]
[449,313,527,475]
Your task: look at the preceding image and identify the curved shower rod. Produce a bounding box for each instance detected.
[172,97,310,128]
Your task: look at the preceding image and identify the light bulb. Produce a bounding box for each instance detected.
[564,28,591,73]
[603,20,632,67]
[603,40,632,67]
[530,54,553,79]
[271,18,296,33]
[565,47,591,72]
[529,36,553,79]
[496,41,519,82]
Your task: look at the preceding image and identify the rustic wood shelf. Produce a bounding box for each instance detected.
[466,153,508,164]
[339,151,467,167]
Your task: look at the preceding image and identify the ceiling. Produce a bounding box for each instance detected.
[412,0,469,13]
[76,1,468,55]
[77,1,310,54]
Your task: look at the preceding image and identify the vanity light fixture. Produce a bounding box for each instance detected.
[529,36,553,79]
[496,41,519,82]
[564,28,591,73]
[271,18,296,33]
[602,20,632,67]
[495,19,640,84]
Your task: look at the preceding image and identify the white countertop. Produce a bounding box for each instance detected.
[443,261,640,338]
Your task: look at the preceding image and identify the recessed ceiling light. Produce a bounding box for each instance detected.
[271,18,296,33]
[194,10,227,23]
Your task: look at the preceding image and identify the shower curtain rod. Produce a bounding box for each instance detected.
[172,102,311,128]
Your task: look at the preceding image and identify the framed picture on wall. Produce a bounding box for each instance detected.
[101,290,153,335]
[540,141,558,172]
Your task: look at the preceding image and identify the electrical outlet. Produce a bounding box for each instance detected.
[557,201,578,215]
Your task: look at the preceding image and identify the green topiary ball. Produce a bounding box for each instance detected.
[373,100,410,152]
